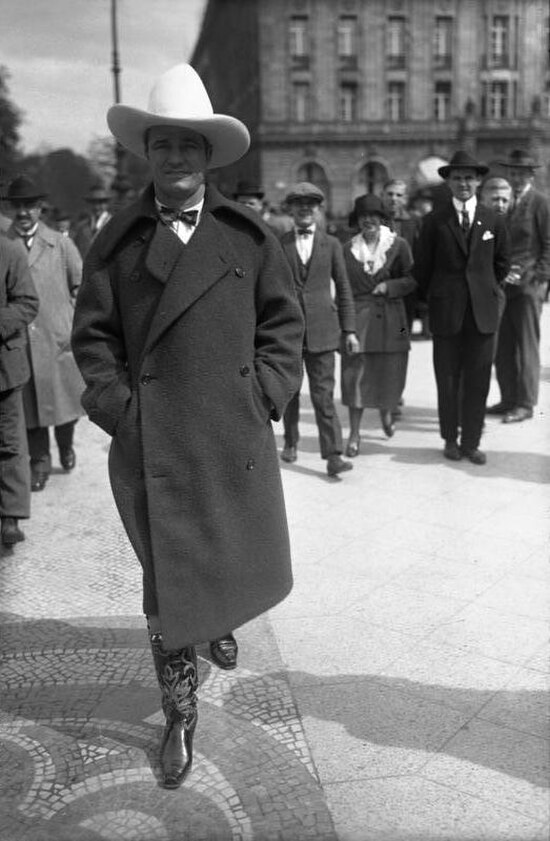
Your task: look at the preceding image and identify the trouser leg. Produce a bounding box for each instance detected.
[27,426,51,474]
[512,292,542,409]
[494,302,519,408]
[460,330,495,451]
[305,350,343,458]
[282,391,300,448]
[433,335,462,443]
[0,387,30,519]
[54,419,77,451]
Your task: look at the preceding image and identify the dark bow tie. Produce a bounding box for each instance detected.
[158,206,199,227]
[296,227,313,236]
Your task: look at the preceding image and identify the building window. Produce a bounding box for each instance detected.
[387,81,405,121]
[434,81,452,121]
[340,82,358,122]
[387,16,406,69]
[292,82,310,123]
[338,15,358,68]
[434,16,453,68]
[481,81,509,119]
[491,15,509,67]
[289,15,309,68]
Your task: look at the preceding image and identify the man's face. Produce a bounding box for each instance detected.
[89,198,109,217]
[383,183,406,216]
[508,167,532,196]
[484,187,512,215]
[10,199,42,231]
[236,195,263,214]
[146,125,210,204]
[447,168,481,202]
[287,198,319,226]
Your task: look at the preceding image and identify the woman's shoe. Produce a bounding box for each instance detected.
[379,409,395,438]
[345,436,361,457]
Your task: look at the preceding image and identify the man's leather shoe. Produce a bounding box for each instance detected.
[31,471,48,492]
[503,407,533,424]
[460,447,487,465]
[485,402,512,415]
[327,454,353,476]
[59,447,76,471]
[1,517,25,547]
[443,441,462,461]
[280,445,297,463]
[210,633,238,670]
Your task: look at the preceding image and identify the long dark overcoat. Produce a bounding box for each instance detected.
[72,186,304,650]
[6,222,84,427]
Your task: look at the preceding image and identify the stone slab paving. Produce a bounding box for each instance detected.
[0,307,549,841]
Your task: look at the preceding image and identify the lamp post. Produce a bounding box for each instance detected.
[110,0,130,205]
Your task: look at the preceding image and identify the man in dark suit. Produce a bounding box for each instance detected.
[486,149,550,424]
[279,182,359,477]
[414,151,510,465]
[73,183,112,259]
[0,236,39,545]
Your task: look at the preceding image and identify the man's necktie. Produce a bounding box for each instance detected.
[461,204,470,237]
[297,227,313,236]
[158,206,199,227]
[20,234,34,250]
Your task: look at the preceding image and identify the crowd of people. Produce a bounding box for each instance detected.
[0,61,548,790]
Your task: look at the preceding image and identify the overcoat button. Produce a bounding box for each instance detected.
[240,365,250,376]
[235,267,245,277]
[246,458,255,470]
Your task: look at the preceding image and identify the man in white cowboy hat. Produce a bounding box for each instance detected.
[413,150,510,465]
[486,149,550,424]
[71,63,304,789]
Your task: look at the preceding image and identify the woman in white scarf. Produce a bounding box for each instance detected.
[341,194,416,455]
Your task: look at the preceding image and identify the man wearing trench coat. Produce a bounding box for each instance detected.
[5,176,84,492]
[71,63,304,789]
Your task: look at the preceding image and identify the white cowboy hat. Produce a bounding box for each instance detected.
[106,63,250,169]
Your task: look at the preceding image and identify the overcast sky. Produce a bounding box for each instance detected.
[0,0,207,156]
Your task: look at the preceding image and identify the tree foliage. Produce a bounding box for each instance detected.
[0,65,23,185]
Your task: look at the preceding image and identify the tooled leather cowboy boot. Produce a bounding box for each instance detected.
[149,632,198,789]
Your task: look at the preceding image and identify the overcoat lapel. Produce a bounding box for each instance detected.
[282,235,301,281]
[144,212,232,354]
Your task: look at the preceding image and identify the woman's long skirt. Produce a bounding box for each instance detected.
[341,351,409,409]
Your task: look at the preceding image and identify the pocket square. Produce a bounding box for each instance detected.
[482,230,494,241]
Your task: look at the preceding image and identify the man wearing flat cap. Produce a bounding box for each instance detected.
[413,151,510,465]
[71,63,304,789]
[486,149,550,424]
[279,182,359,476]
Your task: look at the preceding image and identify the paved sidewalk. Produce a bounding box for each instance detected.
[1,307,548,841]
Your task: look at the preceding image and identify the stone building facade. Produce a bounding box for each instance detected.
[192,0,550,219]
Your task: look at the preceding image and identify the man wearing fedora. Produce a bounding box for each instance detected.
[413,151,510,465]
[486,149,550,424]
[279,182,359,476]
[71,63,304,789]
[233,180,265,215]
[4,176,84,492]
[73,183,112,259]
[0,235,39,547]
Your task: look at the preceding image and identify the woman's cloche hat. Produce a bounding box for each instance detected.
[107,63,250,169]
[438,151,489,179]
[4,175,47,202]
[348,193,389,228]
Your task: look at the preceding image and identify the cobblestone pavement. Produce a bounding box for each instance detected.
[1,308,549,841]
